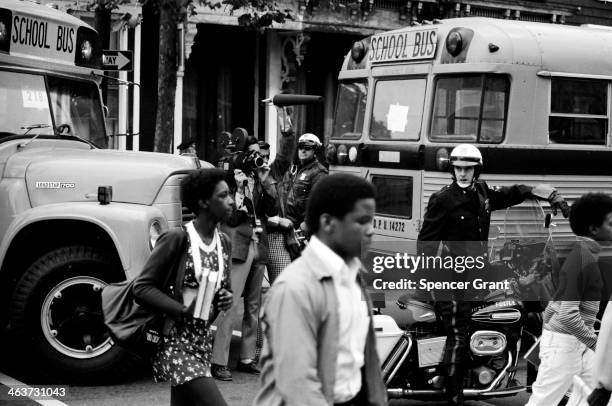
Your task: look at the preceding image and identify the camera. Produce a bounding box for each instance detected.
[232,150,266,173]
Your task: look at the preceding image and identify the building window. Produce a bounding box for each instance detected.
[549,78,608,145]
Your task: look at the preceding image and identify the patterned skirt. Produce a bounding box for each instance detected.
[267,231,292,284]
[152,317,213,386]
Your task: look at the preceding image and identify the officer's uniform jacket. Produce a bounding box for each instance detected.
[417,180,533,260]
[283,157,328,226]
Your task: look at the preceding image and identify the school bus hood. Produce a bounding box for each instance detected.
[13,148,198,206]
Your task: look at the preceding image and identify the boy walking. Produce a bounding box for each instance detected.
[527,193,612,406]
[253,174,387,406]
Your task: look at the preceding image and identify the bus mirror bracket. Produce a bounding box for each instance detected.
[90,72,141,88]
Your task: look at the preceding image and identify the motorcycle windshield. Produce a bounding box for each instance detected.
[489,200,550,258]
[487,200,560,302]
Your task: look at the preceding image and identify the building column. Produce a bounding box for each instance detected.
[173,23,185,155]
[324,71,334,143]
[132,23,141,151]
[265,30,282,159]
[118,27,129,151]
[254,33,260,140]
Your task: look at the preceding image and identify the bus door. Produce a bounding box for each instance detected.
[365,166,422,324]
[364,73,429,247]
[368,168,421,243]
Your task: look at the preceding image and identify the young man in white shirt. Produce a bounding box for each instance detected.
[254,173,387,406]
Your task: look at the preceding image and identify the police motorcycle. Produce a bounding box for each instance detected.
[373,200,559,401]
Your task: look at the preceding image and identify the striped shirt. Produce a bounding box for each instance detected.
[543,237,603,350]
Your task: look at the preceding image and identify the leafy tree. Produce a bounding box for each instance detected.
[90,0,293,153]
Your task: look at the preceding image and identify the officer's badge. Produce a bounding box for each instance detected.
[300,173,307,181]
[484,198,491,213]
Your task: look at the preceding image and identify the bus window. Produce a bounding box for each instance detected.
[48,76,107,148]
[430,74,509,143]
[0,71,53,138]
[371,175,413,219]
[370,78,426,140]
[332,80,367,139]
[549,78,607,145]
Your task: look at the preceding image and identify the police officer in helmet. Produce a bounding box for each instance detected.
[283,133,328,233]
[417,144,569,405]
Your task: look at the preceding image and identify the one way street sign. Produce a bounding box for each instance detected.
[102,50,133,71]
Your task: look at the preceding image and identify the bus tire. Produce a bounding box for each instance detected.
[8,245,140,384]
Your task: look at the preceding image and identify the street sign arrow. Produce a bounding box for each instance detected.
[102,50,133,71]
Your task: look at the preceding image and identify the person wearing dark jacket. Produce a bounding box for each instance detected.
[133,168,234,406]
[417,144,570,405]
[211,137,278,381]
[282,133,328,233]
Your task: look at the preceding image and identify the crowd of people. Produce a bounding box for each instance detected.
[133,138,612,406]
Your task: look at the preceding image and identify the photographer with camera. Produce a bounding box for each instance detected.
[211,136,277,381]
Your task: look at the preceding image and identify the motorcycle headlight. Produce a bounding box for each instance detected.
[149,220,163,250]
[470,330,506,355]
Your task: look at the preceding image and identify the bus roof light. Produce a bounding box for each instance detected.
[0,8,10,53]
[446,30,463,56]
[351,41,367,63]
[0,21,6,43]
[81,40,93,61]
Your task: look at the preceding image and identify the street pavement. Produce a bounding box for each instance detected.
[0,333,531,406]
[0,288,531,405]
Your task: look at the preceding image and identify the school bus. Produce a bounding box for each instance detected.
[326,17,612,320]
[0,0,199,383]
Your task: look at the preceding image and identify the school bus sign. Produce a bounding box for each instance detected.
[369,28,437,64]
[9,12,77,64]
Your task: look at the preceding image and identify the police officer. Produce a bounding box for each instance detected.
[417,144,570,405]
[283,133,328,233]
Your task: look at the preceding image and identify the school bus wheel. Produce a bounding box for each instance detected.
[8,245,139,384]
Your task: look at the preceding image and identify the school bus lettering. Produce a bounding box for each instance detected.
[412,32,422,57]
[369,29,437,64]
[56,25,75,53]
[12,15,51,49]
[412,30,437,58]
[9,12,76,63]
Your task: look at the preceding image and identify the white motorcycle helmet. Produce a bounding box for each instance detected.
[449,144,483,187]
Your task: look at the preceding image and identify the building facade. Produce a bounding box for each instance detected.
[47,0,612,162]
